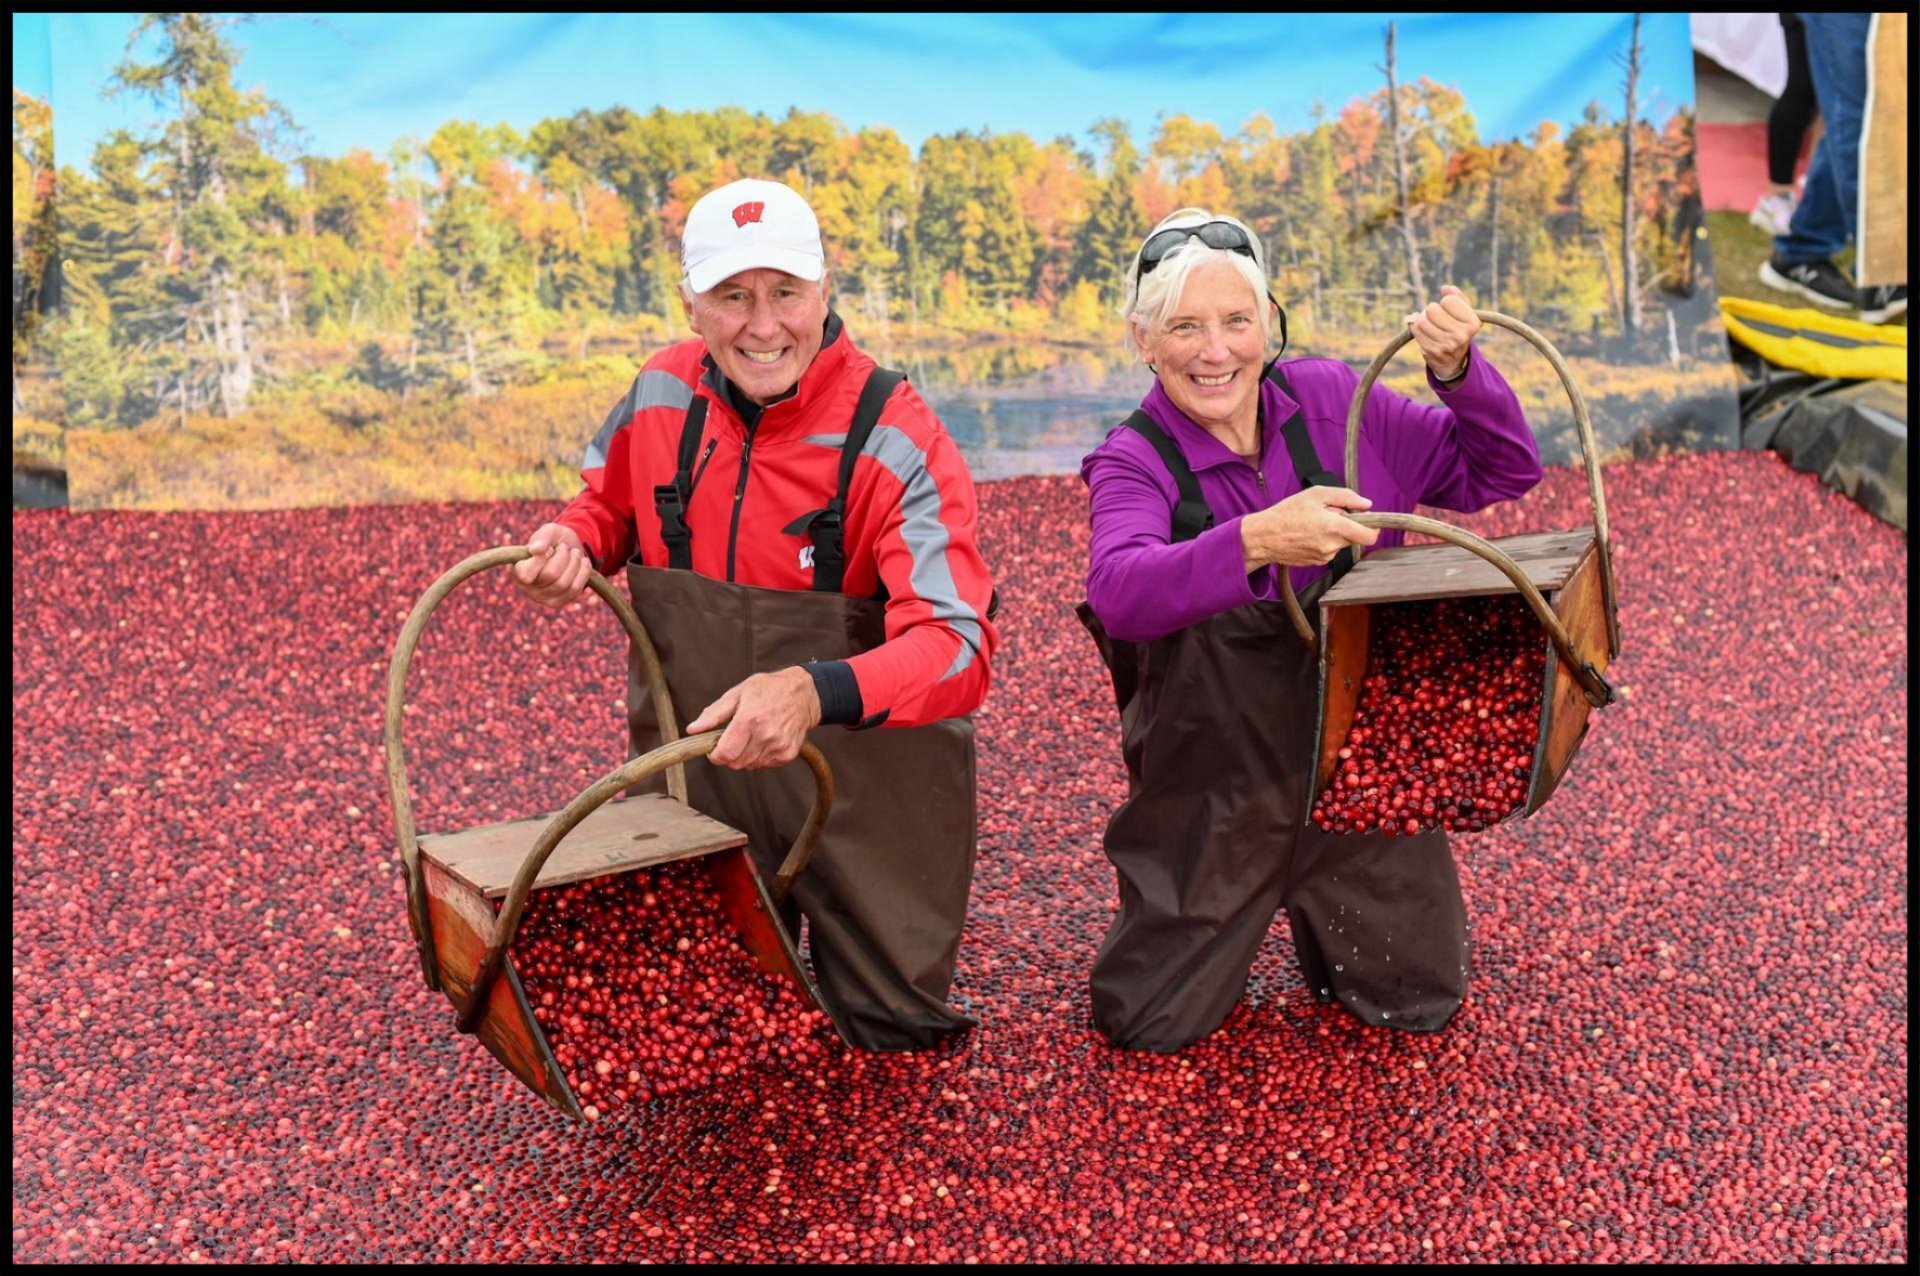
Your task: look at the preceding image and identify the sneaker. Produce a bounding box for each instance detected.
[1857,284,1908,324]
[1759,256,1855,309]
[1748,191,1797,237]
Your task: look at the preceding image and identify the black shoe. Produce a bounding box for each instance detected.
[1858,285,1908,325]
[1759,256,1855,309]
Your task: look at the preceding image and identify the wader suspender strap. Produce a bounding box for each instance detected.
[1265,363,1356,584]
[653,395,708,570]
[1119,411,1214,544]
[781,367,906,594]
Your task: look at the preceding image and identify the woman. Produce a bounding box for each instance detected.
[1077,208,1543,1051]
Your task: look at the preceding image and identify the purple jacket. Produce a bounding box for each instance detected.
[1081,353,1542,643]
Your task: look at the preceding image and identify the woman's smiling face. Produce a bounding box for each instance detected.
[1133,255,1268,435]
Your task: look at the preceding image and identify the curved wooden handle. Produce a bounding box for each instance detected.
[1340,310,1619,658]
[385,546,684,991]
[454,732,835,1034]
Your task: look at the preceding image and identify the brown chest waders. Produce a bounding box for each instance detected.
[1077,370,1469,1052]
[629,367,979,1052]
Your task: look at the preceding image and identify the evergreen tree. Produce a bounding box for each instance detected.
[416,123,529,395]
[915,132,985,319]
[112,13,291,419]
[56,133,175,423]
[1073,118,1146,308]
[975,134,1037,311]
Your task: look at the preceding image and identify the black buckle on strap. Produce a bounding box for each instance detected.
[782,507,837,538]
[654,483,691,545]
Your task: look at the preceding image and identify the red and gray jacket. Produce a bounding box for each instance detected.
[556,315,997,729]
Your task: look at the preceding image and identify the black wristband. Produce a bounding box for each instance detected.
[802,659,863,727]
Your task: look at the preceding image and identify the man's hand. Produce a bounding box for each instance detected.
[511,523,592,609]
[1241,486,1379,572]
[687,666,823,770]
[1404,284,1482,383]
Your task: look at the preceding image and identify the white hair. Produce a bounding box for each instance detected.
[1122,207,1269,353]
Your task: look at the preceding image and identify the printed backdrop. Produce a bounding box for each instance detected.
[12,12,1739,509]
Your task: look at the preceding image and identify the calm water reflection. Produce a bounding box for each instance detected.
[861,338,1738,477]
[879,342,1150,480]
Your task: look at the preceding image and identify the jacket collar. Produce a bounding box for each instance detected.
[1140,370,1301,473]
[700,311,849,435]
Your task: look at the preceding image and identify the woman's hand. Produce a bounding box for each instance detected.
[1404,284,1481,383]
[1241,486,1379,572]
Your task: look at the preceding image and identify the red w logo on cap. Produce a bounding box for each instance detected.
[731,201,765,228]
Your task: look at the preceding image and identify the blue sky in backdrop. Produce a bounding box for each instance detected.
[15,12,1693,173]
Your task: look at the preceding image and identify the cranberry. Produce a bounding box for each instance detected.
[8,452,1904,1263]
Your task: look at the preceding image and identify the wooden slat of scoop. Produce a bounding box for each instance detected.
[1319,528,1595,607]
[423,794,748,899]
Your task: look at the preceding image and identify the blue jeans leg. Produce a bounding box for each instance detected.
[1773,11,1871,264]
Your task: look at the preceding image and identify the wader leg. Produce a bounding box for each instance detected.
[789,876,976,1052]
[1089,817,1293,1052]
[1284,828,1469,1032]
[673,750,976,1054]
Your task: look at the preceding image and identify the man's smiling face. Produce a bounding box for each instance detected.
[686,267,831,405]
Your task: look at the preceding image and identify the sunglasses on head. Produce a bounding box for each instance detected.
[1136,220,1259,275]
[1135,219,1291,359]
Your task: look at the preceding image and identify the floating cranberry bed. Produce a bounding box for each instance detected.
[513,862,834,1119]
[1313,594,1547,835]
[11,453,1908,1262]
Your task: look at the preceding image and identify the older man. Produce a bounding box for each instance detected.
[512,178,998,1051]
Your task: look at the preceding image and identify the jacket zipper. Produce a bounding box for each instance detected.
[726,421,757,583]
[689,439,717,498]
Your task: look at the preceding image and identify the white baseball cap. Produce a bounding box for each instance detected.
[681,178,826,295]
